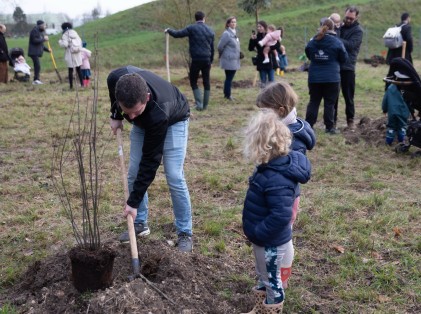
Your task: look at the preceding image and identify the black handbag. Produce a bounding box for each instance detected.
[251,56,258,65]
[239,51,245,59]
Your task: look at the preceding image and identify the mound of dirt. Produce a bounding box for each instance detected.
[342,116,387,146]
[2,238,254,313]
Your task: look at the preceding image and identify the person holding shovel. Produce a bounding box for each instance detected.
[108,65,193,253]
[28,20,50,85]
[165,11,215,111]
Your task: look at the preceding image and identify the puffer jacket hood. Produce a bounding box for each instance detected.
[257,151,311,185]
[288,118,316,154]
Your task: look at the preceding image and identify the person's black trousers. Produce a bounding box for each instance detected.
[189,60,211,91]
[30,55,40,81]
[334,70,355,124]
[306,82,340,130]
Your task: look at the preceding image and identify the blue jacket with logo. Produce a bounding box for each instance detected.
[242,151,311,247]
[305,32,348,83]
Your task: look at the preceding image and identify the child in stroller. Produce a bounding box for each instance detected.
[384,57,421,157]
[9,47,30,82]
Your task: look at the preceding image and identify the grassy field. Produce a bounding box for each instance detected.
[1,56,420,312]
[5,0,421,72]
[1,0,421,312]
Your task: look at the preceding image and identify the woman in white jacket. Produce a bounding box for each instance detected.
[217,16,241,101]
[58,22,83,89]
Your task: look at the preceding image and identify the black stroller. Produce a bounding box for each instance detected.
[9,47,30,82]
[383,57,421,157]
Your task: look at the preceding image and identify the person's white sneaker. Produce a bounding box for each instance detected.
[262,58,270,64]
[32,80,43,85]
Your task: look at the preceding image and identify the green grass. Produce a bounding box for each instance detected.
[1,1,421,312]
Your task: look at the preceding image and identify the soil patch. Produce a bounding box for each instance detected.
[1,238,254,313]
[342,116,387,146]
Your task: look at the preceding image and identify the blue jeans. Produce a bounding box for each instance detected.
[127,120,192,235]
[224,70,236,98]
[259,69,275,87]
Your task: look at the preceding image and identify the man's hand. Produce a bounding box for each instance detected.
[164,28,169,33]
[110,118,123,135]
[124,204,137,221]
[44,35,49,41]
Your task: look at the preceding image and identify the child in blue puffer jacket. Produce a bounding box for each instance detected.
[255,81,315,289]
[242,110,311,314]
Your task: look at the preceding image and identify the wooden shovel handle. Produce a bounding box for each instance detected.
[401,41,407,59]
[116,128,139,265]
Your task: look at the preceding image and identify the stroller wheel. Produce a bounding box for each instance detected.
[410,150,421,158]
[395,143,410,153]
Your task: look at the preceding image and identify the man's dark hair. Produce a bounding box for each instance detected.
[346,6,359,16]
[195,11,205,21]
[401,13,410,21]
[115,73,149,109]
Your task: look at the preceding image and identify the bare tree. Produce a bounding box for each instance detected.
[52,35,106,251]
[238,0,272,26]
[154,0,219,75]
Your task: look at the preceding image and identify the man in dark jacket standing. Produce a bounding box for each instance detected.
[165,11,215,111]
[386,13,413,76]
[108,66,193,252]
[28,20,50,85]
[0,24,12,84]
[334,6,363,130]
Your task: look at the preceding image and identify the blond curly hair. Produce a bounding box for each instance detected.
[244,110,292,165]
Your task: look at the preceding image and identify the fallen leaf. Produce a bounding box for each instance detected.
[23,249,33,256]
[371,251,383,260]
[378,295,391,303]
[393,227,402,237]
[333,245,345,254]
[25,238,32,242]
[362,257,370,264]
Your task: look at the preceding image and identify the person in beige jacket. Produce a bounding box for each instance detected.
[58,22,83,89]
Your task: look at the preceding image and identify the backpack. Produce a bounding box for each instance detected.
[383,25,403,49]
[70,39,81,54]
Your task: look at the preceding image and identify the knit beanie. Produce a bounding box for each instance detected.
[37,20,45,26]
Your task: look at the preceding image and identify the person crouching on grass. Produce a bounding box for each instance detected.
[241,110,311,314]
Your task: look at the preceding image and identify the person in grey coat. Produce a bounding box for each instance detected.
[28,20,50,85]
[217,16,241,101]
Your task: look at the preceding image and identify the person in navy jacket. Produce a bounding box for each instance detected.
[242,110,311,313]
[165,11,215,111]
[305,18,348,134]
[255,81,315,289]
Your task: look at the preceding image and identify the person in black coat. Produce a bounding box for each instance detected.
[248,20,279,88]
[28,20,50,85]
[0,24,12,83]
[334,6,363,130]
[108,66,193,252]
[165,11,215,111]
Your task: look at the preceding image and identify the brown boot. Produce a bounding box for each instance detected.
[262,301,284,313]
[347,119,355,130]
[241,287,266,314]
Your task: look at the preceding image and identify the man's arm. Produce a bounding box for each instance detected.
[166,26,190,38]
[340,28,363,52]
[127,118,169,208]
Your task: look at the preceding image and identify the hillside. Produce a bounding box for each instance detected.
[6,0,421,71]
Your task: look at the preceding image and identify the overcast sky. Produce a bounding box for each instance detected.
[2,0,154,18]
